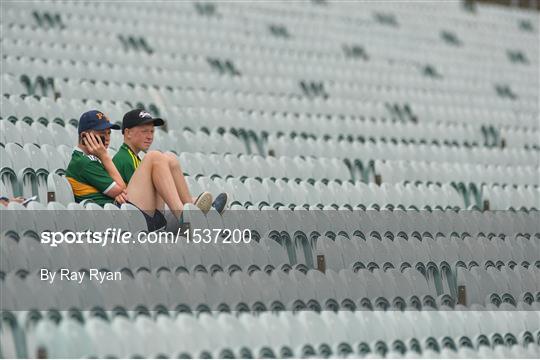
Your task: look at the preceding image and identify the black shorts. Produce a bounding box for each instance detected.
[127,202,167,232]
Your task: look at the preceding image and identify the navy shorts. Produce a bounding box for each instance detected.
[141,209,167,232]
[124,201,167,232]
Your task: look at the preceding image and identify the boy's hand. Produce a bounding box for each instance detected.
[115,190,128,204]
[83,132,108,159]
[0,197,24,207]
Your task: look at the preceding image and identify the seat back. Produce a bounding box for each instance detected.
[47,173,75,205]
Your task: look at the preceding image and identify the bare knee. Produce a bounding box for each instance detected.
[145,150,165,163]
[164,152,177,162]
[165,152,181,171]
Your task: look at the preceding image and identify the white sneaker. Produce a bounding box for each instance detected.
[194,191,213,214]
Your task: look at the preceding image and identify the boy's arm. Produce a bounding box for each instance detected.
[83,133,126,197]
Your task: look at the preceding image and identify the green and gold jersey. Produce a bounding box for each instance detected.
[65,147,116,206]
[112,143,141,184]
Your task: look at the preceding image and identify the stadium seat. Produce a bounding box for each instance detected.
[46,173,74,205]
[5,142,37,198]
[39,144,66,174]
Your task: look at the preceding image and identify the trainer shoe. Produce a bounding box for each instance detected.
[212,192,228,215]
[194,191,213,214]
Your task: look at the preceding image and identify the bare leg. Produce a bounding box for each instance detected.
[164,152,194,204]
[126,151,184,219]
[155,194,165,212]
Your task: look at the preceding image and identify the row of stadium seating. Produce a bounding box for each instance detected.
[2,78,539,152]
[2,72,538,137]
[0,119,247,154]
[3,226,539,300]
[2,56,538,124]
[2,6,537,80]
[3,198,539,237]
[3,117,538,172]
[1,90,504,147]
[2,129,538,210]
[4,310,539,359]
[265,134,540,166]
[3,263,540,311]
[3,169,539,234]
[2,153,467,208]
[373,159,539,186]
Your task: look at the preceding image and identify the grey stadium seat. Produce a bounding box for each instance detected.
[46,173,74,205]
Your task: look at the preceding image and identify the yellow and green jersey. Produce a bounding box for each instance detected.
[112,143,141,184]
[65,147,116,206]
